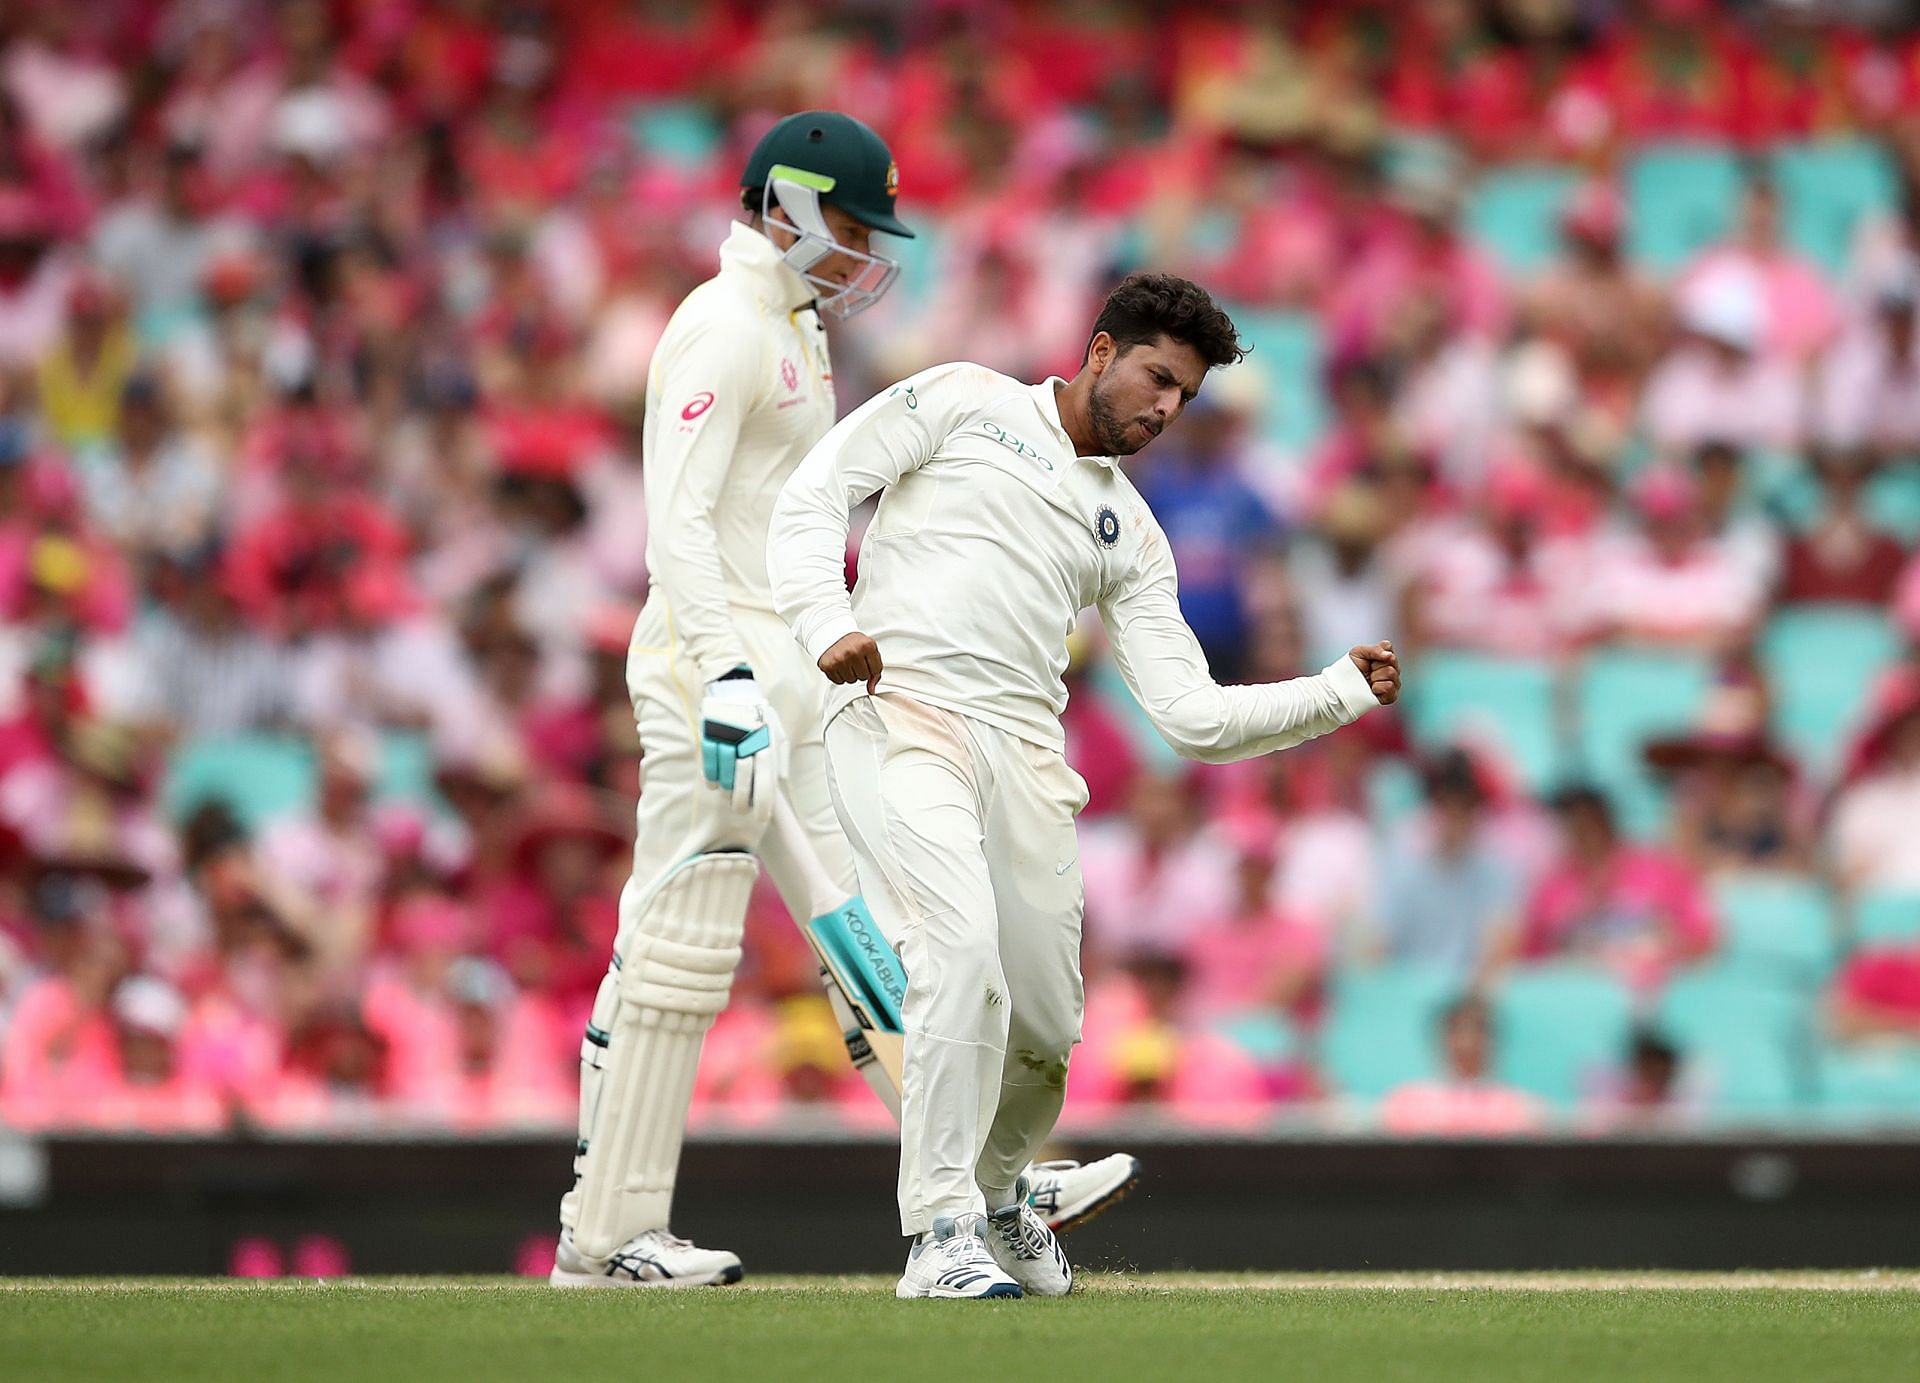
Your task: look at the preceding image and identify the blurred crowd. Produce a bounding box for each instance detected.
[5,0,1920,1137]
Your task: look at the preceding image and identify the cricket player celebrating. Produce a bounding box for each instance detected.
[553,113,1140,1290]
[769,274,1402,1299]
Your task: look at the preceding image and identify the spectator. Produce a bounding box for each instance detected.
[1830,938,1920,1041]
[94,975,226,1132]
[1582,1027,1692,1130]
[1075,951,1269,1121]
[1815,271,1920,460]
[255,733,384,976]
[129,557,292,739]
[1137,382,1283,680]
[1379,996,1543,1135]
[75,376,222,568]
[1080,770,1234,962]
[1527,181,1669,388]
[1642,264,1804,461]
[1376,753,1519,983]
[1779,449,1909,605]
[1647,686,1814,875]
[1830,691,1920,892]
[1181,813,1326,1029]
[1690,440,1781,598]
[1589,468,1766,648]
[1502,787,1717,992]
[1684,176,1839,365]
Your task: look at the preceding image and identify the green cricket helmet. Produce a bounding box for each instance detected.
[741,110,913,320]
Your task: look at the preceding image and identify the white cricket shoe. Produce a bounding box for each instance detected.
[896,1214,1024,1300]
[1025,1154,1141,1232]
[987,1178,1073,1297]
[549,1228,743,1288]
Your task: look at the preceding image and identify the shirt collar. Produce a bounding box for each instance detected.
[719,220,816,314]
[1030,376,1118,469]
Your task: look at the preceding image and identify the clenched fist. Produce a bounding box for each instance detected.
[1349,641,1400,705]
[819,631,884,694]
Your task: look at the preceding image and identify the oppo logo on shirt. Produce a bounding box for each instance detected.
[980,421,1052,471]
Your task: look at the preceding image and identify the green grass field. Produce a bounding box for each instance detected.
[5,1274,1917,1383]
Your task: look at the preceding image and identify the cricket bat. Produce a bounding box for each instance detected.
[771,797,907,1116]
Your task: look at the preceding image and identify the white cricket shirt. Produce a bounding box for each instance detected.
[640,221,837,681]
[768,361,1379,759]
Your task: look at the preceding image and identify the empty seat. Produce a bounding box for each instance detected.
[1815,1043,1920,1123]
[1572,648,1714,836]
[1321,964,1459,1100]
[1711,874,1840,986]
[1855,891,1920,946]
[1655,965,1808,1113]
[1465,164,1581,275]
[1625,142,1743,271]
[164,736,316,828]
[1491,963,1635,1106]
[1760,604,1899,778]
[1232,309,1327,455]
[1403,650,1562,793]
[1767,140,1900,278]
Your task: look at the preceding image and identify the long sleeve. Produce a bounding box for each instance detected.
[1097,521,1378,764]
[645,312,763,681]
[768,363,979,664]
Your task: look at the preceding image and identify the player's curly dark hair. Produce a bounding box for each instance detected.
[1086,273,1248,369]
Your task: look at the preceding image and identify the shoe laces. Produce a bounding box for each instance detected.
[637,1229,694,1253]
[989,1205,1051,1262]
[944,1217,1000,1268]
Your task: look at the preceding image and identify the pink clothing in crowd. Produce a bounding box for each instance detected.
[1380,1080,1545,1136]
[1522,848,1717,991]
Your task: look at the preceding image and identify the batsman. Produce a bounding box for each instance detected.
[552,112,1139,1288]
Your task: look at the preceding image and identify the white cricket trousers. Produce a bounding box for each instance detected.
[824,691,1089,1236]
[557,601,857,1241]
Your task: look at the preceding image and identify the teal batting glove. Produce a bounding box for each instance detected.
[700,667,782,823]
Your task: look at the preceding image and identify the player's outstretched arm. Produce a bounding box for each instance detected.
[1097,524,1394,763]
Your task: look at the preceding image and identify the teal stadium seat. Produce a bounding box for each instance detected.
[1655,965,1807,1114]
[1231,309,1327,456]
[1573,648,1714,836]
[1465,164,1581,276]
[1816,1043,1920,1124]
[1625,142,1743,271]
[1855,891,1920,945]
[1711,874,1839,987]
[1215,1010,1302,1068]
[1767,140,1900,278]
[165,733,440,830]
[627,102,723,169]
[164,736,316,829]
[1759,604,1900,777]
[1403,651,1562,794]
[1491,964,1634,1107]
[1365,755,1425,836]
[1321,964,1457,1100]
[1865,461,1920,544]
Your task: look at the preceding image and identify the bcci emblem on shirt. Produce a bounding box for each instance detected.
[1093,504,1121,549]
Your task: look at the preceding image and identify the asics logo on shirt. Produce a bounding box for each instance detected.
[979,421,1053,471]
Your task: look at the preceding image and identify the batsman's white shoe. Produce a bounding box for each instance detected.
[1025,1154,1141,1233]
[549,1229,743,1288]
[987,1178,1073,1297]
[896,1214,1024,1300]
